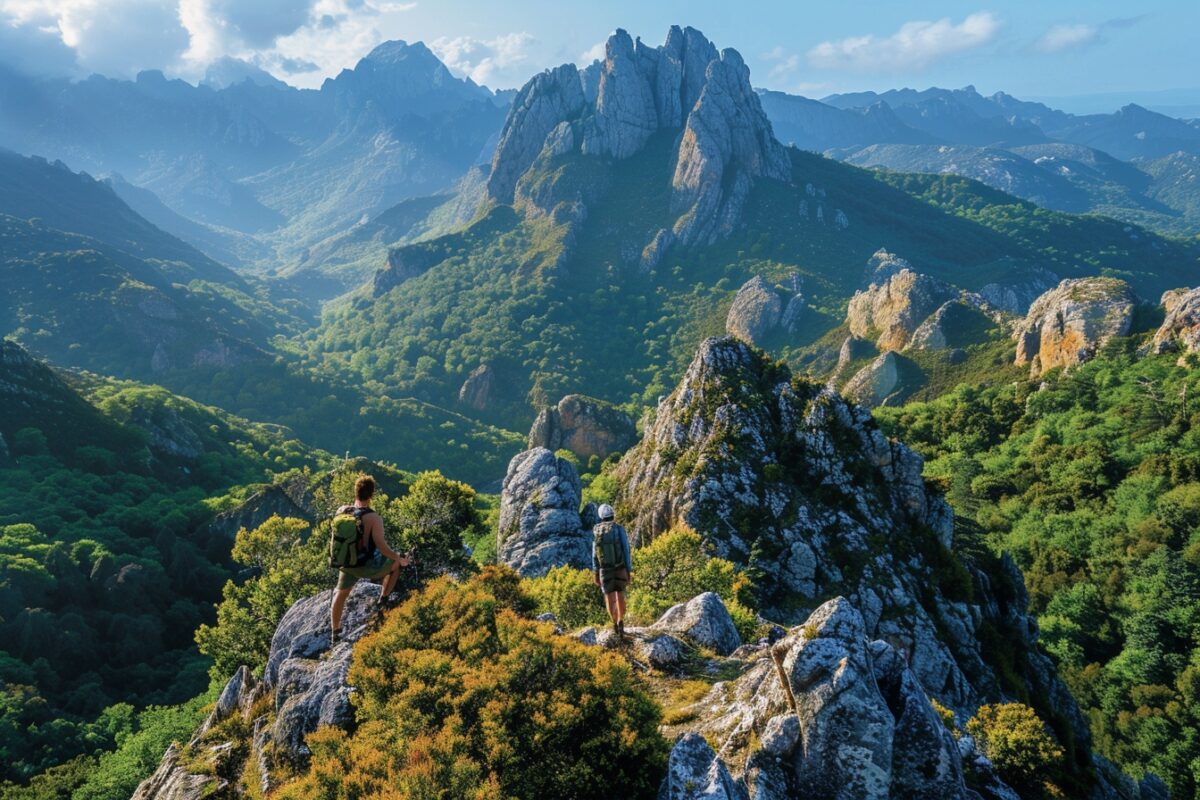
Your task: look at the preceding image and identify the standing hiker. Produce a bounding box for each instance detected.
[328,476,410,643]
[592,504,632,638]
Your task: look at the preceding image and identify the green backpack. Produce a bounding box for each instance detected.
[593,522,624,571]
[328,507,372,568]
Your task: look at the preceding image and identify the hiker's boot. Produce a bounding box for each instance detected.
[330,628,342,646]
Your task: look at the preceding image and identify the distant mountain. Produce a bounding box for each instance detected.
[0,40,509,271]
[761,85,1200,235]
[758,91,933,151]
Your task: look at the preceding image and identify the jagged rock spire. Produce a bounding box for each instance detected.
[484,26,790,247]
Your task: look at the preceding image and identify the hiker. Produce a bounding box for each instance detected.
[592,504,632,638]
[329,476,410,643]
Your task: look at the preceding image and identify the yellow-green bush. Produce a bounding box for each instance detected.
[276,567,668,800]
[523,565,608,628]
[966,703,1064,792]
[627,525,759,641]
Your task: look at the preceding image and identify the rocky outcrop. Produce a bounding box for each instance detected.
[910,300,963,350]
[527,394,637,461]
[611,337,1088,754]
[669,45,790,245]
[1151,285,1200,362]
[486,26,790,249]
[264,583,379,767]
[486,64,587,205]
[664,597,978,800]
[978,268,1059,315]
[861,248,914,286]
[373,242,445,295]
[659,733,748,800]
[458,363,496,411]
[650,592,741,656]
[497,447,592,576]
[847,268,957,351]
[130,744,212,800]
[205,478,314,539]
[842,351,922,408]
[724,275,803,346]
[1014,277,1136,376]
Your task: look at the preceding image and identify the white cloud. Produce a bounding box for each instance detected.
[1,0,189,77]
[580,39,605,64]
[1033,16,1143,54]
[430,31,534,87]
[762,45,801,81]
[807,11,1002,72]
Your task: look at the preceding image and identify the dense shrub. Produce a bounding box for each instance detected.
[276,568,668,800]
[967,703,1064,793]
[523,565,609,628]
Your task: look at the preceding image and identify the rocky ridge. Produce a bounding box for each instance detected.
[846,267,959,351]
[609,337,1090,752]
[1151,285,1200,362]
[1014,277,1136,376]
[485,26,790,253]
[527,394,638,461]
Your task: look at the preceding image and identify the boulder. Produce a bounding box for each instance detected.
[527,394,637,461]
[1151,285,1200,362]
[842,351,922,408]
[633,631,688,669]
[1014,277,1136,376]
[457,363,496,411]
[658,732,748,800]
[846,267,956,351]
[651,592,741,656]
[725,275,782,345]
[861,248,914,286]
[497,447,591,576]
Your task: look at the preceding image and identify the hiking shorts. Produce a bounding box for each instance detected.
[336,553,396,590]
[600,567,630,594]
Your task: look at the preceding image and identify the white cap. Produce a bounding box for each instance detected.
[598,504,615,521]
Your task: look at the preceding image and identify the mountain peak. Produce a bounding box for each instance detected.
[363,39,432,64]
[486,25,788,247]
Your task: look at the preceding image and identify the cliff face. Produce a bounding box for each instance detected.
[1152,285,1200,362]
[484,26,789,249]
[1014,277,1136,376]
[846,268,958,352]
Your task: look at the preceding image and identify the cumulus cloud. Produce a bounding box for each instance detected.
[0,14,79,76]
[579,39,605,64]
[0,0,189,77]
[1034,16,1143,54]
[762,45,801,80]
[430,31,534,87]
[807,11,1002,72]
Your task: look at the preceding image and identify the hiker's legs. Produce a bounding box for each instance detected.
[331,587,352,631]
[604,590,619,623]
[615,591,626,624]
[380,560,401,598]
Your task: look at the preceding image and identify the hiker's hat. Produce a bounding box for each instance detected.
[598,504,615,521]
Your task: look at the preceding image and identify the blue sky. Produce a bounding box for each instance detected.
[1,1,1196,109]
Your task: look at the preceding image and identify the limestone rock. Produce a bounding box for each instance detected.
[497,447,591,576]
[651,592,741,656]
[843,351,922,408]
[861,248,914,286]
[978,267,1059,315]
[264,583,380,766]
[373,242,444,295]
[1014,277,1135,376]
[458,363,496,411]
[130,743,213,800]
[486,64,586,204]
[658,732,748,800]
[847,267,956,351]
[527,394,637,461]
[641,228,675,271]
[633,631,688,669]
[205,476,313,539]
[1151,285,1200,361]
[486,26,790,247]
[910,300,961,350]
[1161,287,1189,317]
[725,275,782,345]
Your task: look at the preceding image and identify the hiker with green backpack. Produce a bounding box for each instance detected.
[328,476,411,644]
[592,504,632,638]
